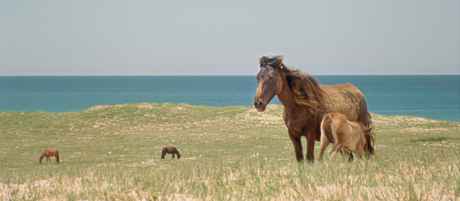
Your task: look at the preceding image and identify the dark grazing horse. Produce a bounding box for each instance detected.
[39,148,60,164]
[254,56,374,162]
[161,146,181,159]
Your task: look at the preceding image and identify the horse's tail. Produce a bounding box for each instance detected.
[359,96,372,127]
[176,150,181,159]
[320,113,335,143]
[359,96,374,155]
[364,127,375,156]
[55,151,60,163]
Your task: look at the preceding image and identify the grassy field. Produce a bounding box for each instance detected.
[0,103,459,201]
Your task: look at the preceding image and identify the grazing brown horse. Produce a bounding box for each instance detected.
[254,56,374,162]
[39,148,60,164]
[319,112,374,161]
[161,146,181,159]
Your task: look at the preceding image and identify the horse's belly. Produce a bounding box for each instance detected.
[284,110,318,137]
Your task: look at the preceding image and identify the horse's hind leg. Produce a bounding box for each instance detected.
[55,152,60,163]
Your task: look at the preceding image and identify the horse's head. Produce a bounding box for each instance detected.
[254,55,285,112]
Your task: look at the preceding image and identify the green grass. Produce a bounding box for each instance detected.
[1,103,459,201]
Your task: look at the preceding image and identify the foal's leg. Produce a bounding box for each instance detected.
[347,152,354,162]
[318,133,330,161]
[330,145,342,160]
[289,132,304,162]
[356,146,365,159]
[330,149,339,160]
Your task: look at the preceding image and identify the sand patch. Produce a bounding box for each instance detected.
[401,127,449,133]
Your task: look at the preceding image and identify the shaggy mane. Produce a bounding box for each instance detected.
[283,67,325,111]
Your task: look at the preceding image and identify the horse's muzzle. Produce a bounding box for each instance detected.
[254,99,266,112]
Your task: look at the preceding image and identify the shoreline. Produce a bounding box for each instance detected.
[0,102,459,123]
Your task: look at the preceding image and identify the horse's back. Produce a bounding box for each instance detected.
[163,146,178,153]
[321,83,365,103]
[321,83,369,124]
[322,82,361,91]
[43,148,58,156]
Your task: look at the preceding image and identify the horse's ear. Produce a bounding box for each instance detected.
[272,55,284,69]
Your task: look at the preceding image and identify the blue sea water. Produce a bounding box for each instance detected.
[0,76,459,121]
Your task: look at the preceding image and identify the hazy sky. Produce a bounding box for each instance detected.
[1,0,459,75]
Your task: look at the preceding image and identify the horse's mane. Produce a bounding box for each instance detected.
[283,66,325,111]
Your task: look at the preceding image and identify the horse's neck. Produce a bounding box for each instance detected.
[276,75,297,112]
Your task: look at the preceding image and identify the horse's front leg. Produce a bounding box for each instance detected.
[289,130,304,162]
[306,132,316,162]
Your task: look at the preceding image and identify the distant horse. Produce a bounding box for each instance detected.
[319,112,373,161]
[161,146,181,159]
[254,56,374,162]
[39,148,60,164]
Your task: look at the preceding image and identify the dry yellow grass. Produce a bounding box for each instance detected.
[0,103,459,201]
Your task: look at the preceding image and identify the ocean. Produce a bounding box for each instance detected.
[1,75,459,121]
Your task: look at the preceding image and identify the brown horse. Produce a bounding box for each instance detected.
[161,146,181,159]
[254,56,374,162]
[39,148,60,164]
[319,112,373,161]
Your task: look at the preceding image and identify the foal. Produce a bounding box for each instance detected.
[161,146,181,159]
[39,148,60,164]
[318,112,372,161]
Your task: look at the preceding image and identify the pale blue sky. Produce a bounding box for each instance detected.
[1,0,459,75]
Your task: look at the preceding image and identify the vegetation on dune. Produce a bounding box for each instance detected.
[0,103,459,201]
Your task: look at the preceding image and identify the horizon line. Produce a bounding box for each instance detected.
[1,73,460,77]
